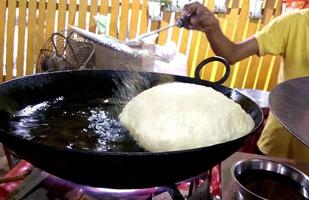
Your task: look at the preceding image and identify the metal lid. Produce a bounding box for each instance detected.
[269,77,309,147]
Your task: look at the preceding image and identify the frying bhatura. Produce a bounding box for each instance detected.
[119,82,255,152]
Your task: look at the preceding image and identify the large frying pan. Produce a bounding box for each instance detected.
[0,57,263,189]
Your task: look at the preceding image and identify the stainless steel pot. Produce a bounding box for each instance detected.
[232,159,309,200]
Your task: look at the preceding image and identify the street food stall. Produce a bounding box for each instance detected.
[0,0,308,199]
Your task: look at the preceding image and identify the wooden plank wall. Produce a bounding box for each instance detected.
[0,0,282,91]
[0,0,5,83]
[0,0,149,82]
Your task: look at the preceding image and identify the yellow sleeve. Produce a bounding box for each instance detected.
[254,13,290,56]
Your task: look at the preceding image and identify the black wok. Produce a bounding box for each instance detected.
[0,56,263,189]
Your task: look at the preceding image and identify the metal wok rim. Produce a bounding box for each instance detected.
[0,69,263,156]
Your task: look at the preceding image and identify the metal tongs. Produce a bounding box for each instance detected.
[132,16,190,42]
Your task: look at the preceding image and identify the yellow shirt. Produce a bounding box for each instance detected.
[254,9,309,161]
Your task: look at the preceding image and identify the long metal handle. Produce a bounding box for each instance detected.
[132,23,177,42]
[132,16,190,42]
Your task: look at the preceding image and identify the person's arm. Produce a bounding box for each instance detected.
[182,2,259,64]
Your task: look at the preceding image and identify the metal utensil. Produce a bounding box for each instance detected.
[269,77,309,147]
[232,159,309,200]
[132,16,190,42]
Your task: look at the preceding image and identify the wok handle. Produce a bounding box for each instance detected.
[194,56,230,85]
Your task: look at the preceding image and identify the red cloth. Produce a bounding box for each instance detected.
[284,0,309,10]
[0,161,32,199]
[210,165,221,197]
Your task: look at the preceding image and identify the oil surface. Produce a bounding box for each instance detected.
[10,96,144,152]
[237,169,308,200]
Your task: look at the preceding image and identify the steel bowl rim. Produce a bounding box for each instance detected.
[231,158,309,199]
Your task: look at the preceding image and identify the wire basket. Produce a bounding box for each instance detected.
[37,30,95,72]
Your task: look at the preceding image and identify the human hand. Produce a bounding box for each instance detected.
[181,1,219,32]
